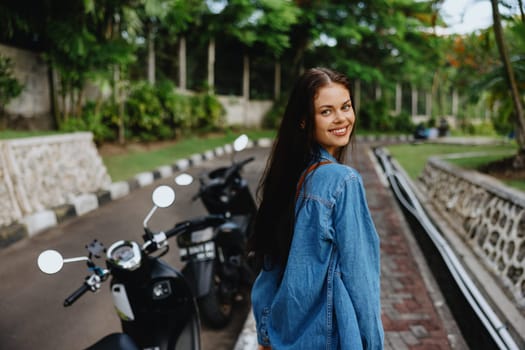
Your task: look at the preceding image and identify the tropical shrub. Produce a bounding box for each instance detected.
[59,101,117,143]
[189,93,224,131]
[125,81,172,141]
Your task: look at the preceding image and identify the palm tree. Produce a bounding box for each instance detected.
[490,0,525,167]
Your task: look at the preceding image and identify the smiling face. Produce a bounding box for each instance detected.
[313,83,355,156]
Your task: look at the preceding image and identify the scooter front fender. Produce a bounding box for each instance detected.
[182,260,214,298]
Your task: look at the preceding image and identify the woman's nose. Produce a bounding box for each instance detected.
[333,110,345,122]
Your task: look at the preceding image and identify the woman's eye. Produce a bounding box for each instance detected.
[342,104,351,111]
[321,109,331,116]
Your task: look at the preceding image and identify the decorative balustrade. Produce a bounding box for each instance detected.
[419,157,525,307]
[0,132,111,228]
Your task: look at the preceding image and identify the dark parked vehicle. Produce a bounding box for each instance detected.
[37,184,227,350]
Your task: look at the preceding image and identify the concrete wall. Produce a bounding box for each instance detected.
[420,157,525,309]
[217,95,273,127]
[0,132,111,233]
[0,43,53,129]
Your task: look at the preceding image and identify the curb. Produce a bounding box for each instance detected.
[0,137,274,249]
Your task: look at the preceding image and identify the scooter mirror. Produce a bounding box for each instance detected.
[152,185,176,208]
[233,134,249,152]
[175,173,193,186]
[38,250,64,274]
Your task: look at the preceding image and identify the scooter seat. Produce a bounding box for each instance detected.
[84,333,140,350]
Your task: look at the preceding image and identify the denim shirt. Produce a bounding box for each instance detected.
[251,147,384,349]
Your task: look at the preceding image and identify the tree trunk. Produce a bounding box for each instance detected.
[274,60,281,101]
[354,79,361,116]
[61,89,67,123]
[490,0,525,166]
[207,37,215,93]
[114,66,125,145]
[395,83,402,115]
[375,84,382,100]
[243,54,250,126]
[179,36,187,91]
[243,54,250,100]
[75,89,83,118]
[47,66,59,129]
[147,23,155,85]
[411,85,417,117]
[452,89,459,117]
[426,92,432,118]
[518,0,525,23]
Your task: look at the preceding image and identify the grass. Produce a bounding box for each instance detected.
[447,154,525,191]
[0,130,67,139]
[103,130,276,181]
[386,142,521,190]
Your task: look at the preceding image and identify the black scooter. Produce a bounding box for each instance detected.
[37,183,225,350]
[175,135,257,329]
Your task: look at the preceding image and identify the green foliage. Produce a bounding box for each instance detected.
[59,101,118,143]
[359,100,390,131]
[124,81,225,141]
[125,81,172,141]
[262,96,287,129]
[457,120,499,136]
[0,55,23,112]
[189,92,225,131]
[457,19,525,138]
[358,99,414,133]
[6,0,521,141]
[56,79,223,143]
[394,111,416,132]
[156,80,192,129]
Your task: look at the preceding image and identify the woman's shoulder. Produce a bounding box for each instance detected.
[314,161,361,183]
[305,162,363,202]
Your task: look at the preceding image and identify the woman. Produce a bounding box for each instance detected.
[249,67,384,349]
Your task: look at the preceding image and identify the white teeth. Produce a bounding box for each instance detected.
[331,127,346,135]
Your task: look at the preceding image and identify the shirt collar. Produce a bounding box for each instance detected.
[318,145,338,163]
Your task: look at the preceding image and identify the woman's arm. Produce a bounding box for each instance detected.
[334,173,384,349]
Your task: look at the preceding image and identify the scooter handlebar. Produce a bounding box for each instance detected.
[63,282,90,307]
[237,156,255,167]
[164,214,226,239]
[221,157,254,185]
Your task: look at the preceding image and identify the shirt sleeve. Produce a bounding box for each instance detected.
[333,171,384,349]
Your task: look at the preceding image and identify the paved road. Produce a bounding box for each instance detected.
[0,146,267,350]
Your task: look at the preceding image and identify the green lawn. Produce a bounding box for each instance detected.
[0,130,67,139]
[386,142,523,190]
[103,130,276,181]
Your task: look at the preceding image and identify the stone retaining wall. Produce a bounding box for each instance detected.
[0,132,111,231]
[419,157,525,307]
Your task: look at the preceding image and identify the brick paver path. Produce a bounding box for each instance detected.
[352,144,455,350]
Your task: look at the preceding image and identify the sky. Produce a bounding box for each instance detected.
[439,0,522,35]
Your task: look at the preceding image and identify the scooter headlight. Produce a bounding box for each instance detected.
[152,280,172,300]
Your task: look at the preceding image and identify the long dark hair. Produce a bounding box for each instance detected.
[249,67,354,270]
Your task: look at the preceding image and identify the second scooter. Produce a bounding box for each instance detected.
[176,135,257,329]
